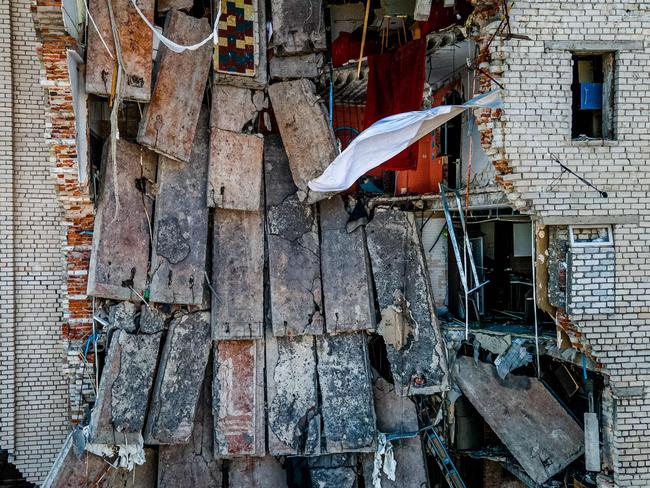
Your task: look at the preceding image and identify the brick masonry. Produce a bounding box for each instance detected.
[474,0,650,485]
[0,0,73,483]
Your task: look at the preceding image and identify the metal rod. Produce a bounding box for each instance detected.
[531,221,541,378]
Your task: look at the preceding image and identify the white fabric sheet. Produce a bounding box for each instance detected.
[308,90,503,193]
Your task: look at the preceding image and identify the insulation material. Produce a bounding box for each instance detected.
[145,312,212,444]
[454,357,584,484]
[316,333,376,453]
[88,330,162,445]
[365,208,449,396]
[137,10,212,162]
[208,129,264,210]
[266,332,320,456]
[319,196,375,333]
[149,106,210,305]
[268,79,337,204]
[213,340,265,457]
[87,140,156,301]
[85,0,154,102]
[264,135,324,336]
[269,0,326,55]
[212,209,264,340]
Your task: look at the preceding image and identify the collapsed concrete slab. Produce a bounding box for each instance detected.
[149,106,209,305]
[229,457,288,487]
[269,0,327,55]
[88,329,162,445]
[137,10,212,163]
[362,373,428,488]
[145,311,212,444]
[365,208,449,396]
[157,0,193,12]
[109,301,138,333]
[319,196,375,333]
[269,53,324,80]
[213,340,265,457]
[85,0,153,102]
[211,85,266,133]
[267,79,337,204]
[316,333,376,453]
[454,356,584,484]
[214,0,267,88]
[158,372,223,487]
[87,139,156,302]
[266,332,320,456]
[212,209,264,340]
[208,129,264,211]
[311,467,357,488]
[264,135,324,336]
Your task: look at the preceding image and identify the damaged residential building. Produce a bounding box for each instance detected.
[1,0,649,486]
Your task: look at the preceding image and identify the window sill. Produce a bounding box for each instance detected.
[568,138,618,147]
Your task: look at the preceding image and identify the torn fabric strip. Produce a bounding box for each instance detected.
[308,90,502,193]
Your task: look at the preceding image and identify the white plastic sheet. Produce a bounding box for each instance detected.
[308,90,503,193]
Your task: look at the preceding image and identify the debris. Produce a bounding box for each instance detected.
[265,135,324,336]
[87,140,156,301]
[473,332,512,356]
[212,209,264,339]
[145,311,212,444]
[108,301,138,333]
[316,333,376,453]
[139,305,167,334]
[137,10,212,162]
[42,434,109,488]
[149,106,210,305]
[366,208,449,396]
[311,466,358,488]
[319,196,375,333]
[268,79,337,204]
[269,0,327,55]
[229,457,288,487]
[453,356,584,484]
[85,0,153,102]
[208,129,264,210]
[100,448,158,487]
[157,0,193,12]
[494,338,533,379]
[213,340,265,457]
[266,332,320,456]
[88,330,162,445]
[158,372,223,487]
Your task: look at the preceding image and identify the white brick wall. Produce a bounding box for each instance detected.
[0,0,69,483]
[488,1,650,485]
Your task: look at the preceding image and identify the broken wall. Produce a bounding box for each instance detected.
[477,1,650,484]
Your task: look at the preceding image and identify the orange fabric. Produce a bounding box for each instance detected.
[394,134,444,195]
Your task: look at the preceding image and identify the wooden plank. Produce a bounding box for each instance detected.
[208,129,264,210]
[88,330,162,445]
[158,372,223,487]
[269,0,327,55]
[213,340,265,457]
[365,208,449,396]
[229,457,288,488]
[87,139,156,301]
[85,0,154,102]
[149,106,210,305]
[266,331,320,456]
[211,85,266,132]
[145,311,212,444]
[268,80,337,204]
[137,10,212,163]
[212,209,264,340]
[319,196,374,333]
[316,333,376,453]
[264,135,324,336]
[454,356,584,484]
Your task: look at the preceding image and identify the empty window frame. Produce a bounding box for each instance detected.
[571,53,615,140]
